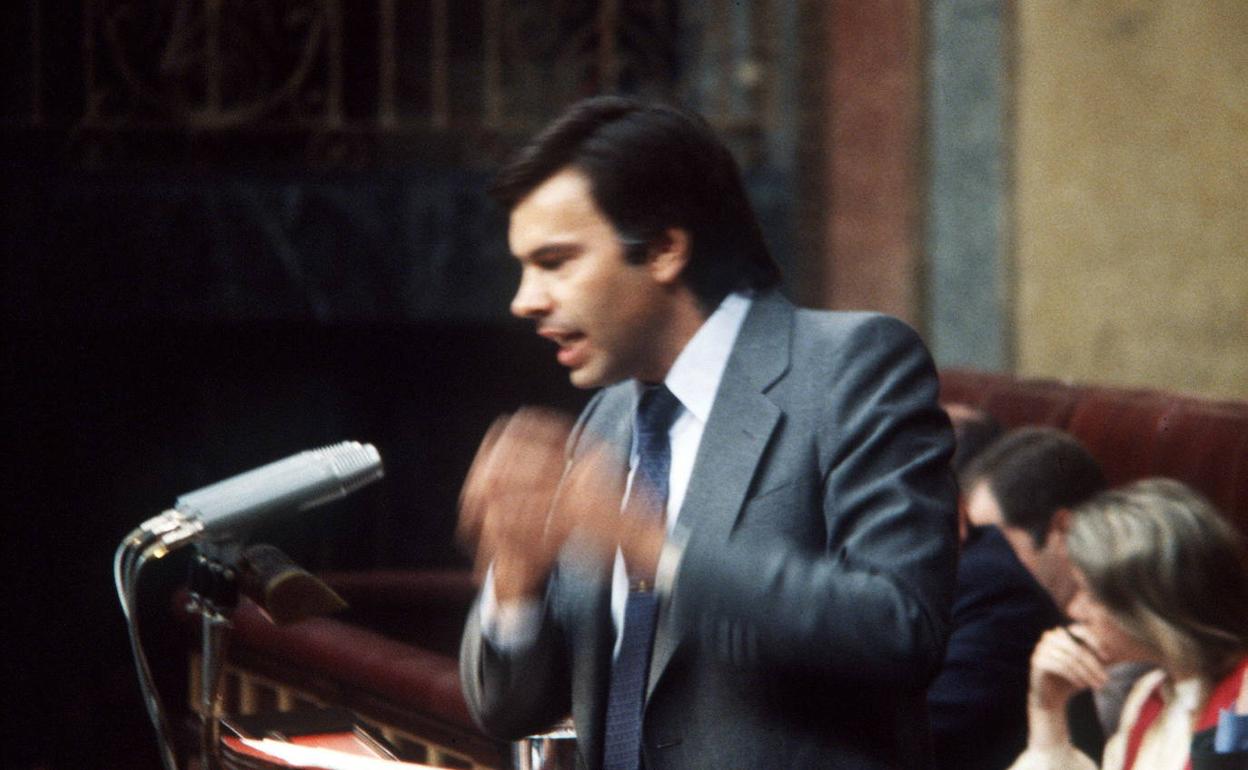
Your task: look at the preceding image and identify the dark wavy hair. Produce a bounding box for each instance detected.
[961,427,1106,549]
[489,96,782,310]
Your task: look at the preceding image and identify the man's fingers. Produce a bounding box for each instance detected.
[503,406,576,439]
[550,438,627,552]
[456,407,578,583]
[489,408,574,495]
[458,414,513,548]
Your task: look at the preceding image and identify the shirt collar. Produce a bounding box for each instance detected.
[635,291,752,423]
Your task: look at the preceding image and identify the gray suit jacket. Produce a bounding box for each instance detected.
[461,291,958,769]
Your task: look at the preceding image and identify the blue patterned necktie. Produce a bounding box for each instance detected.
[602,384,681,770]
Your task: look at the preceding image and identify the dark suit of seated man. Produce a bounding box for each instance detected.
[455,97,958,770]
[929,524,1065,770]
[946,427,1112,768]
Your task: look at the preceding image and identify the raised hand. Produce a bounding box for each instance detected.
[457,408,576,601]
[1028,624,1110,711]
[552,440,663,581]
[457,406,670,602]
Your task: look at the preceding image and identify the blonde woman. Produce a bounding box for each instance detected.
[1009,478,1248,770]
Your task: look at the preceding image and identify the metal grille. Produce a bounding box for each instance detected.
[0,0,805,169]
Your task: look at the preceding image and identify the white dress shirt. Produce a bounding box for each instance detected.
[481,292,752,654]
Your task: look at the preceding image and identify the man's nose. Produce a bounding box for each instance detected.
[510,269,551,318]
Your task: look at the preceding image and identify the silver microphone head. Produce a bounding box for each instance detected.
[174,441,384,537]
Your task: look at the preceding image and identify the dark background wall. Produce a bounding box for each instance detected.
[1,166,590,768]
[0,3,810,768]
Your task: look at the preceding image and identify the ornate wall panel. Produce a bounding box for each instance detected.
[2,0,692,168]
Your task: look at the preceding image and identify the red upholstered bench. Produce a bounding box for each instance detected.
[940,368,1248,534]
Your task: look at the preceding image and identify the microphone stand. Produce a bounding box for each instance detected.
[185,542,241,770]
[114,440,383,770]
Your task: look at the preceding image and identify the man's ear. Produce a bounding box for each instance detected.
[1051,507,1073,535]
[1045,507,1073,551]
[645,228,691,285]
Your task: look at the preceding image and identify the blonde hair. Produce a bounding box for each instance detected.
[1066,478,1248,680]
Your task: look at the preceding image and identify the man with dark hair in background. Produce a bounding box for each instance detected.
[963,427,1108,613]
[929,410,1075,770]
[948,426,1114,765]
[456,96,958,770]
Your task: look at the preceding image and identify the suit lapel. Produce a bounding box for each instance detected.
[646,292,792,695]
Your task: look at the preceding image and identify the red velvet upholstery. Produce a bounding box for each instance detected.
[227,597,473,728]
[940,368,1248,534]
[322,569,480,658]
[1152,401,1248,523]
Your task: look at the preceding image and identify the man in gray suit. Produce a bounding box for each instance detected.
[458,97,958,770]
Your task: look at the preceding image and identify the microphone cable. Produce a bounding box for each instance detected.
[114,510,204,770]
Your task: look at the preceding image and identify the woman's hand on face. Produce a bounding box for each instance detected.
[1029,624,1111,712]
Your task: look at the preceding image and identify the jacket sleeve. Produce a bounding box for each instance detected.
[670,313,959,690]
[458,391,615,740]
[459,580,573,740]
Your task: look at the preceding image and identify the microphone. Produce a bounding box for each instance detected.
[117,441,382,770]
[173,441,383,540]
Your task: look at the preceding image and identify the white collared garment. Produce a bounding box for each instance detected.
[481,292,753,654]
[609,290,751,657]
[1007,668,1209,770]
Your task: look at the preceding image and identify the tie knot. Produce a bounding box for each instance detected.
[636,385,681,437]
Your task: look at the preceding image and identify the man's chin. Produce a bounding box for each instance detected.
[568,363,626,390]
[568,370,606,390]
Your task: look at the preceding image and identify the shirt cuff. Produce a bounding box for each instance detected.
[1215,708,1248,753]
[479,563,544,652]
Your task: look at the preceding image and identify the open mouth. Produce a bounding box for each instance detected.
[541,328,589,368]
[555,334,588,368]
